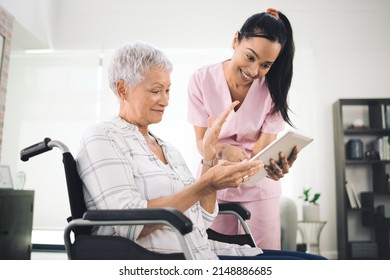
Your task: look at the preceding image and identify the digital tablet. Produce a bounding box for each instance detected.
[246,130,313,185]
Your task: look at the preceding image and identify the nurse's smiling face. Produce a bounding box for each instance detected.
[231,34,282,86]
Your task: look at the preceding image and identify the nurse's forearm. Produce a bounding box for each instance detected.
[196,139,204,155]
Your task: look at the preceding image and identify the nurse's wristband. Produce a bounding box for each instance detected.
[201,158,215,167]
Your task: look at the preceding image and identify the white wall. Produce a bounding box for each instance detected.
[0,0,56,49]
[1,0,390,259]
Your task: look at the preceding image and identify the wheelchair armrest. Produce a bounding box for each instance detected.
[218,202,251,220]
[214,202,256,246]
[83,207,193,235]
[65,207,195,259]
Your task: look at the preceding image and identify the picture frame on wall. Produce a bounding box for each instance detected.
[0,165,13,189]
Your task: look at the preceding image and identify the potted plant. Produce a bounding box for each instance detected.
[299,188,321,221]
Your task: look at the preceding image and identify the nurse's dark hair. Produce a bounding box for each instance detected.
[237,9,295,126]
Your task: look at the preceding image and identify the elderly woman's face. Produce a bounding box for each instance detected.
[123,68,171,126]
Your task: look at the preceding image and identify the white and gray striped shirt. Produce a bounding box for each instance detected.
[76,116,262,259]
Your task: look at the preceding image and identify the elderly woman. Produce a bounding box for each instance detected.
[76,41,325,260]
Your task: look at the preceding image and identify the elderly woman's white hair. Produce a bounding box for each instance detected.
[108,41,173,95]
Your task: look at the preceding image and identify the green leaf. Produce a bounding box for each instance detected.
[300,187,321,205]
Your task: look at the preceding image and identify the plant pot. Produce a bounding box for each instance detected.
[302,204,320,221]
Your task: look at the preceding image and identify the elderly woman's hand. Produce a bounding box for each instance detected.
[204,159,263,190]
[202,101,239,161]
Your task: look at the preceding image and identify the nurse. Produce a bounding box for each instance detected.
[187,8,298,249]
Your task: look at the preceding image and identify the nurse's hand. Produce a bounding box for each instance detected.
[264,146,298,181]
[216,143,249,162]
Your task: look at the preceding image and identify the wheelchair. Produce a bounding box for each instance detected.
[20,138,256,260]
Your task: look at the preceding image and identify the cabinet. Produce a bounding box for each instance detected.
[333,98,390,259]
[0,189,34,259]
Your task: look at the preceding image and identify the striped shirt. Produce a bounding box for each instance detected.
[76,116,262,259]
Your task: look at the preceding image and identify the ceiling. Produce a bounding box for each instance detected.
[4,0,390,51]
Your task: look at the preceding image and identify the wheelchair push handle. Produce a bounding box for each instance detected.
[20,137,53,161]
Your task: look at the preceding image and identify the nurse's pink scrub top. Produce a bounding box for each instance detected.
[187,62,285,202]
